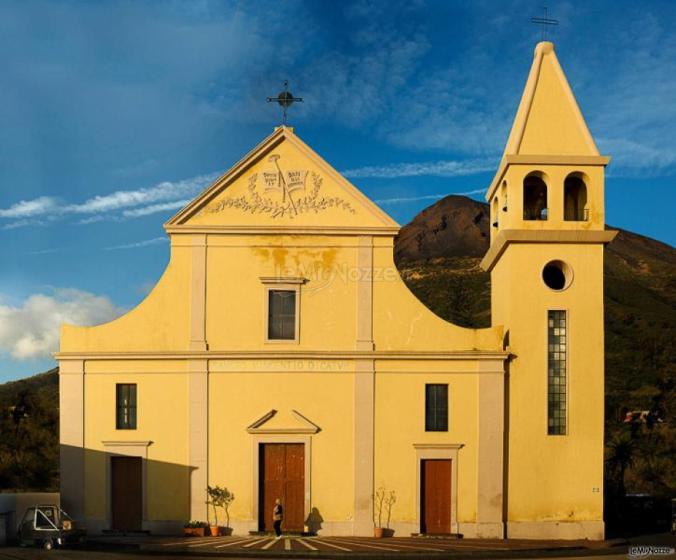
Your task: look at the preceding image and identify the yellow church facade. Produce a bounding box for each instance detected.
[57,42,614,540]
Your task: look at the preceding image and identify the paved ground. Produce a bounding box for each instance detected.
[124,534,618,555]
[0,550,637,560]
[1,532,673,560]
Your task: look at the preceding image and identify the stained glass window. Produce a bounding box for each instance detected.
[547,310,567,435]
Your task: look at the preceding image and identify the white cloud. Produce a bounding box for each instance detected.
[2,218,47,230]
[122,199,191,218]
[0,289,125,360]
[105,237,169,251]
[0,171,220,227]
[64,172,220,215]
[0,196,58,218]
[374,188,485,206]
[342,159,495,179]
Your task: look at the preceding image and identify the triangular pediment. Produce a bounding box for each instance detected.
[166,127,399,233]
[246,409,321,434]
[504,42,599,157]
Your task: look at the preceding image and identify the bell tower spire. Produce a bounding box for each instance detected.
[481,41,616,255]
[481,42,616,540]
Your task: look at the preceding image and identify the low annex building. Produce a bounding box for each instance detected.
[57,41,615,539]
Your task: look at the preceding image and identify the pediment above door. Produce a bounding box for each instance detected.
[246,409,320,434]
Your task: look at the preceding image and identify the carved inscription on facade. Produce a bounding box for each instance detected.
[201,154,356,219]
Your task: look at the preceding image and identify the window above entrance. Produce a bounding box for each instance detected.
[260,277,306,344]
[116,384,137,430]
[425,384,449,432]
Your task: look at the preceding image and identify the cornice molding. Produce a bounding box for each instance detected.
[480,229,618,272]
[259,276,307,285]
[413,443,465,450]
[55,349,509,361]
[102,440,153,447]
[165,225,400,236]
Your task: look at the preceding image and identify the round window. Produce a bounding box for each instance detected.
[542,260,573,291]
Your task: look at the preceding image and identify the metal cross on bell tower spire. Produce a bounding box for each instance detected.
[267,80,303,126]
[531,6,559,42]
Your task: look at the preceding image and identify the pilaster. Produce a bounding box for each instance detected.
[354,236,374,535]
[188,359,208,521]
[476,359,505,538]
[190,234,208,351]
[59,360,85,522]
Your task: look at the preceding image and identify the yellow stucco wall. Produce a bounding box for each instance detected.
[83,366,189,522]
[492,242,605,523]
[375,366,479,524]
[209,371,355,524]
[61,248,191,352]
[205,235,358,351]
[372,238,502,351]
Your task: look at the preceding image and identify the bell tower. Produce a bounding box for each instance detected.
[481,41,616,539]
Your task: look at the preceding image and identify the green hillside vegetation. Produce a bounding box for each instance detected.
[0,196,673,507]
[0,367,59,491]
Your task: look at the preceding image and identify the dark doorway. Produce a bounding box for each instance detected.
[421,459,451,534]
[111,456,142,532]
[259,443,304,532]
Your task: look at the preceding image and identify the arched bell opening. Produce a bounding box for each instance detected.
[564,173,588,221]
[523,172,548,221]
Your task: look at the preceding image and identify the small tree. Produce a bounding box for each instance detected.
[206,485,220,527]
[206,485,235,528]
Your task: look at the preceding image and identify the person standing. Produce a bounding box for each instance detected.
[273,498,283,538]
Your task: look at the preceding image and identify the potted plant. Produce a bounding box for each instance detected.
[373,487,396,538]
[206,485,236,536]
[183,521,208,537]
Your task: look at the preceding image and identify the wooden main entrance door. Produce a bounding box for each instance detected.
[111,456,142,532]
[421,459,451,534]
[259,444,304,532]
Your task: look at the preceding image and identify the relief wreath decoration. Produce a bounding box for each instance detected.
[200,154,356,219]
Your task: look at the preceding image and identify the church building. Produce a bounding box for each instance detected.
[57,41,615,540]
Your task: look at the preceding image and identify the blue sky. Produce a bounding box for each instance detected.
[0,0,674,381]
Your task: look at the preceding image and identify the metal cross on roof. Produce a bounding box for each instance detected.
[531,6,559,42]
[267,80,303,126]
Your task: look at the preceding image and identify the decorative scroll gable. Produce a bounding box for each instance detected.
[165,127,399,234]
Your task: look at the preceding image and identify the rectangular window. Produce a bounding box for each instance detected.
[547,310,567,435]
[425,384,448,431]
[267,290,296,340]
[116,384,137,430]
